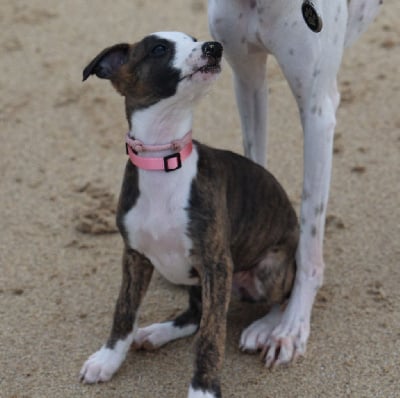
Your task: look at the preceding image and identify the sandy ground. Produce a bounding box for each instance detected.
[1,1,399,397]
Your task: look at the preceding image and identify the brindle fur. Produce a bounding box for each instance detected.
[83,37,181,124]
[82,34,298,395]
[107,141,297,393]
[106,248,153,348]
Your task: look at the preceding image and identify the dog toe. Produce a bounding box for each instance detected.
[80,346,125,383]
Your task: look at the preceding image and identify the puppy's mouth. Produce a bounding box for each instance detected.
[196,58,221,74]
[180,57,221,81]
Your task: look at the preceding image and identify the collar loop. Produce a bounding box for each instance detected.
[126,131,192,153]
[125,131,193,172]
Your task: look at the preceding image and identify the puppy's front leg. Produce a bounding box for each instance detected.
[80,247,153,383]
[188,256,233,398]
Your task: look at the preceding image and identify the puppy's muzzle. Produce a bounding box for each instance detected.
[180,41,223,81]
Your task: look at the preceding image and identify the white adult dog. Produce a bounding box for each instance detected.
[208,0,382,367]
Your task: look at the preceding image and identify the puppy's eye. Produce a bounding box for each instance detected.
[151,44,168,56]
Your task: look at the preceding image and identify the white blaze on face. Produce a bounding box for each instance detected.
[153,31,199,69]
[153,31,221,86]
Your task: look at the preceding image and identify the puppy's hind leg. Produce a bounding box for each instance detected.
[239,244,297,365]
[133,286,201,350]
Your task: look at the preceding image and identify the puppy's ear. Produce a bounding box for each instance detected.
[82,43,130,82]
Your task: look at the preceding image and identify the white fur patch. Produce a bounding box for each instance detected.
[188,385,217,398]
[152,31,221,101]
[80,332,134,383]
[124,147,199,286]
[154,32,199,73]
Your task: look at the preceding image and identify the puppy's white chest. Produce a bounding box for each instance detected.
[124,153,198,285]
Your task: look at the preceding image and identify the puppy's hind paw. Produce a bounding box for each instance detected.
[133,321,198,351]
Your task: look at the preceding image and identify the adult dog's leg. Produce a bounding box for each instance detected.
[210,0,350,366]
[256,8,347,366]
[208,0,268,166]
[240,78,342,367]
[345,0,382,47]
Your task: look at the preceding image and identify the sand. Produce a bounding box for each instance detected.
[1,1,399,397]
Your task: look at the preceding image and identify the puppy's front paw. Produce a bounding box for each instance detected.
[80,346,125,384]
[188,385,219,398]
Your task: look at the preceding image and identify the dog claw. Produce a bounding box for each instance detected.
[240,304,309,368]
[79,344,129,384]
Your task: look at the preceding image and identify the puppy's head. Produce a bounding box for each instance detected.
[83,32,222,112]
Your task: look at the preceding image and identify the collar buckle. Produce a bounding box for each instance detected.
[163,152,182,172]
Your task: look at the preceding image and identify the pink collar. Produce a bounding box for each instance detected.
[125,131,193,172]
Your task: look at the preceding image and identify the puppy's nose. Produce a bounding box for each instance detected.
[202,41,223,59]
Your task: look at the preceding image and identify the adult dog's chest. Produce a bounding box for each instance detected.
[123,151,199,285]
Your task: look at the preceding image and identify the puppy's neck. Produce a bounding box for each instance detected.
[129,99,193,146]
